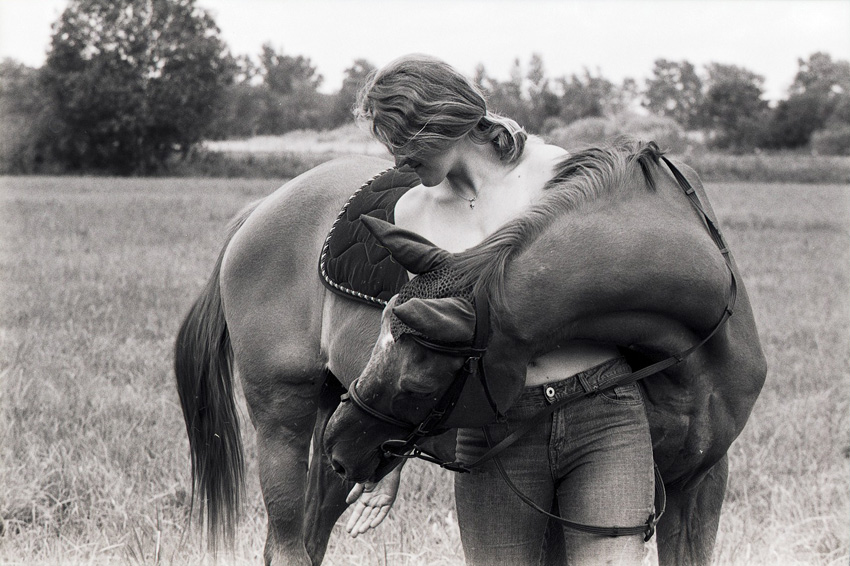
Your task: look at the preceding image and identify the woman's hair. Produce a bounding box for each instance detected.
[355,54,527,163]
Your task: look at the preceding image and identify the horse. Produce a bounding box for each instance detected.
[176,154,447,565]
[174,141,765,565]
[322,141,766,564]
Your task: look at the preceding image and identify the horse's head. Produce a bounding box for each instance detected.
[322,215,524,483]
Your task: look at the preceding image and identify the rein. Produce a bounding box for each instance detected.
[340,155,736,540]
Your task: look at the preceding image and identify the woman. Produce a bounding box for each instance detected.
[344,54,655,566]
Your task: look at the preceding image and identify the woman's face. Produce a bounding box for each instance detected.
[395,143,459,187]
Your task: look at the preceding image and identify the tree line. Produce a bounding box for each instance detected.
[1,0,849,175]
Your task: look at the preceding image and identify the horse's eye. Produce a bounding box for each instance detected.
[398,375,437,398]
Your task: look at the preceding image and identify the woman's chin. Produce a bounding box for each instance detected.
[417,176,440,188]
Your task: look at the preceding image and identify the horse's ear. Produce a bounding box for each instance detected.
[360,214,451,274]
[393,297,476,343]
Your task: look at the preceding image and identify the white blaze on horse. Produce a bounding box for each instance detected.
[175,140,766,565]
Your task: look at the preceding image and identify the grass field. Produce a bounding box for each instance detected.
[0,172,847,565]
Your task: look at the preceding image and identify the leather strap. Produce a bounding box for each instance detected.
[486,427,667,541]
[343,380,409,429]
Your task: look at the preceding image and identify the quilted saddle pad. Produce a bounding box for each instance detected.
[319,167,420,307]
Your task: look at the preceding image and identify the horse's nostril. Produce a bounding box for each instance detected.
[330,457,345,476]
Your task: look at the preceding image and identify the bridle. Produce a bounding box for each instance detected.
[338,155,737,540]
[341,284,498,472]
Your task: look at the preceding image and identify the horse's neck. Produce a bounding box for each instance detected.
[498,190,731,357]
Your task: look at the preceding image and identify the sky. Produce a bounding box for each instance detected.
[1,0,849,101]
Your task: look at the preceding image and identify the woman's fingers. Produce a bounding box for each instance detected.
[347,501,387,537]
[346,482,365,505]
[369,505,390,528]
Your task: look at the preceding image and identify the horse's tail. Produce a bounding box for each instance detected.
[174,199,261,549]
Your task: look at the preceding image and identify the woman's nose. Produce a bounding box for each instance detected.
[395,155,418,170]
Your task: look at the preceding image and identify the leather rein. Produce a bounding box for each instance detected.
[339,156,737,540]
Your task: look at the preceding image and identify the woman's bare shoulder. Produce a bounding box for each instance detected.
[518,139,570,191]
[527,135,569,160]
[393,184,430,232]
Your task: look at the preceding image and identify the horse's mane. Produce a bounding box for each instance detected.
[452,137,666,314]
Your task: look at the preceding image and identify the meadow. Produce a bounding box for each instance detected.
[0,169,847,565]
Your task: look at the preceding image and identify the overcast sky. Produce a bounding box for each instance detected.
[1,0,849,101]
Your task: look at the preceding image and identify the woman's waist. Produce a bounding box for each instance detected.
[490,356,634,421]
[524,342,621,387]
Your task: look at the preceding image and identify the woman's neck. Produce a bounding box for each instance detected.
[444,138,516,200]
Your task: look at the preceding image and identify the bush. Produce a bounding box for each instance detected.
[0,113,42,174]
[41,0,232,174]
[545,113,691,153]
[0,60,60,174]
[546,117,616,148]
[811,125,850,156]
[618,114,690,152]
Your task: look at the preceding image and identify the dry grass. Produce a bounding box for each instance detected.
[203,125,388,157]
[0,174,847,565]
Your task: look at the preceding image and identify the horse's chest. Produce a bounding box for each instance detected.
[322,299,383,385]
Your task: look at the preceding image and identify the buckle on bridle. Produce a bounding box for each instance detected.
[439,460,471,473]
[643,513,657,542]
[381,439,412,460]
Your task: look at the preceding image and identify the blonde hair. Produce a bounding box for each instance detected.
[355,54,527,163]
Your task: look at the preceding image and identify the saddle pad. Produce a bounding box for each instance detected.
[319,167,421,307]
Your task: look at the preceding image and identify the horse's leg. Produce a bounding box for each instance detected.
[237,350,326,566]
[656,455,728,566]
[304,372,355,564]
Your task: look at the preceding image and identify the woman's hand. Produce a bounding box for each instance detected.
[344,465,402,538]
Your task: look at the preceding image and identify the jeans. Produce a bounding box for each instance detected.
[454,358,655,566]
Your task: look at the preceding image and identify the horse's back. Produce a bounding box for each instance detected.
[225,155,392,276]
[219,155,392,385]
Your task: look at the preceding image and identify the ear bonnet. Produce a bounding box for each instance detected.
[390,265,475,342]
